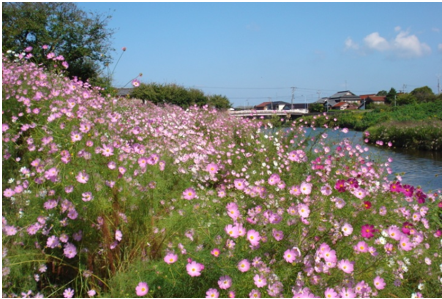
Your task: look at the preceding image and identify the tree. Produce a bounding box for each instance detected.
[385,87,397,105]
[207,95,232,110]
[411,86,436,103]
[2,2,114,84]
[396,93,417,106]
[376,90,387,96]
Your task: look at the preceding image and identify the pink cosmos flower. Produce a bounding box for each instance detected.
[253,274,267,288]
[355,241,368,253]
[353,187,367,200]
[373,276,386,290]
[300,182,312,195]
[297,203,310,218]
[341,223,353,236]
[76,171,89,184]
[218,275,232,289]
[340,287,356,298]
[3,188,15,198]
[206,163,218,174]
[135,282,149,296]
[387,225,402,241]
[283,248,298,263]
[164,252,178,264]
[63,243,77,259]
[323,249,337,263]
[238,259,251,272]
[132,79,140,87]
[249,289,261,298]
[338,259,354,274]
[268,173,280,185]
[4,225,17,236]
[82,192,93,202]
[211,248,220,257]
[324,288,338,298]
[399,236,413,251]
[70,131,82,142]
[101,144,114,157]
[234,179,246,190]
[206,288,219,298]
[246,229,261,246]
[63,288,74,298]
[272,229,284,241]
[228,291,235,298]
[183,187,196,200]
[361,224,376,239]
[225,224,239,239]
[186,261,204,277]
[289,185,301,196]
[115,230,123,242]
[46,235,60,248]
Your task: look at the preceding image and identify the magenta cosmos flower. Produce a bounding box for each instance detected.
[164,252,178,264]
[135,282,149,296]
[361,224,376,239]
[186,261,204,277]
[183,187,196,200]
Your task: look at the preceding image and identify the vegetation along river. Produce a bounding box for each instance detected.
[298,127,442,193]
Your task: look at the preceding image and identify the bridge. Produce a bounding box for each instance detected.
[228,109,309,117]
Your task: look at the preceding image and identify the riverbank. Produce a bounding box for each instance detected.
[294,101,442,151]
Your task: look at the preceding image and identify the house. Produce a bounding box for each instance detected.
[254,101,292,111]
[332,102,359,110]
[316,90,363,110]
[116,88,134,98]
[365,95,386,105]
[360,94,376,101]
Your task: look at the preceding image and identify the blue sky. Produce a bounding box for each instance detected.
[78,2,442,107]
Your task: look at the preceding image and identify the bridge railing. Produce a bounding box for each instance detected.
[228,109,308,116]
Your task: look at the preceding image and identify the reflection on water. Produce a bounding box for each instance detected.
[299,128,442,193]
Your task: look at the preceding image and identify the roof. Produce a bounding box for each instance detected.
[116,88,134,96]
[255,102,271,108]
[333,102,349,107]
[360,94,376,100]
[367,96,386,102]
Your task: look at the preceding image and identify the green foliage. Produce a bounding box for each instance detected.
[385,87,397,105]
[130,83,232,109]
[376,90,388,96]
[2,2,114,83]
[308,103,324,113]
[396,93,417,106]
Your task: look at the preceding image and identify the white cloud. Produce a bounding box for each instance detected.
[432,27,440,33]
[344,37,359,50]
[392,31,431,58]
[345,28,431,58]
[439,44,442,53]
[364,32,390,51]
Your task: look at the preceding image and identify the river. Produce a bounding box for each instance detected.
[298,127,442,193]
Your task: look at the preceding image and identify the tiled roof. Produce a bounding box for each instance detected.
[367,96,386,102]
[255,102,271,108]
[360,94,376,100]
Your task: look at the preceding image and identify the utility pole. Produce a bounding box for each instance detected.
[269,97,272,110]
[291,87,296,109]
[437,74,441,95]
[402,84,407,93]
[317,90,321,100]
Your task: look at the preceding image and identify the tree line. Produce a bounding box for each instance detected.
[130,83,232,109]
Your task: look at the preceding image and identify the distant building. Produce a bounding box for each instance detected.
[116,88,134,98]
[254,101,292,111]
[365,95,386,105]
[316,90,363,110]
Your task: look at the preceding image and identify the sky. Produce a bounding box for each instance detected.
[77,1,442,108]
